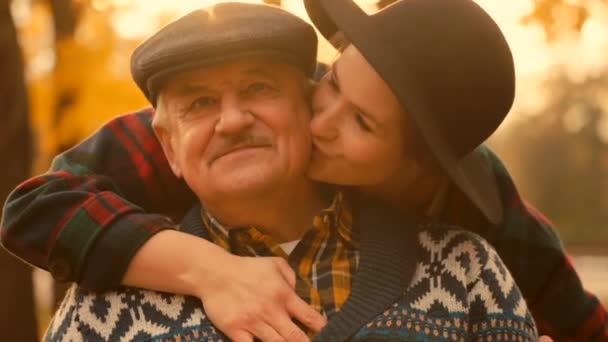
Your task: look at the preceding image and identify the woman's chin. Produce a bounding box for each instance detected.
[307,162,353,185]
[307,163,329,182]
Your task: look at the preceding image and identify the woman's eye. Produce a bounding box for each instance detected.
[355,112,372,132]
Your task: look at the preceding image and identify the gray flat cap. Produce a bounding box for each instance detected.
[131,2,318,105]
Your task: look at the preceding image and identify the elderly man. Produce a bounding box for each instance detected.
[43,4,328,341]
[43,4,332,341]
[2,1,605,342]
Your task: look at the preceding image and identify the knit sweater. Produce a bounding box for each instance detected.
[44,205,537,342]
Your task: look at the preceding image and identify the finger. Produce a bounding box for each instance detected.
[286,294,326,333]
[538,336,554,342]
[229,330,255,342]
[271,313,309,342]
[274,258,296,288]
[249,322,285,342]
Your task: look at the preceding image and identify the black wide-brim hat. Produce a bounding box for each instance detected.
[305,0,516,224]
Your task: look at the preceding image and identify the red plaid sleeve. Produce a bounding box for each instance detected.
[1,109,194,290]
[481,147,608,341]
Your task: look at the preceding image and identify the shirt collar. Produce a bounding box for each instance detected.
[200,191,353,256]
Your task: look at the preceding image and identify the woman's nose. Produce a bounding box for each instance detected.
[310,100,342,142]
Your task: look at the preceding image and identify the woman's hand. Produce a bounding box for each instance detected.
[123,230,326,341]
[198,254,326,342]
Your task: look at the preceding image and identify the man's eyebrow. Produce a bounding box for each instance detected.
[173,66,276,96]
[174,82,213,96]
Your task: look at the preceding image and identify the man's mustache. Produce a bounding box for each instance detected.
[207,134,272,165]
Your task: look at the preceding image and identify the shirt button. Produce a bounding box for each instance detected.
[49,259,72,282]
[235,232,251,245]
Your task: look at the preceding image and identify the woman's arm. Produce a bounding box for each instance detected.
[479,146,607,340]
[1,109,191,289]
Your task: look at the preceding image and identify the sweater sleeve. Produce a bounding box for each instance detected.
[0,109,195,291]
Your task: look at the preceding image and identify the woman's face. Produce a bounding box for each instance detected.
[307,45,416,187]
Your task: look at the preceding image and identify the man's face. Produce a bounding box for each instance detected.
[154,57,312,202]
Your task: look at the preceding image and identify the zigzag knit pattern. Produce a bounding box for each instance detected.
[353,228,537,341]
[44,228,537,341]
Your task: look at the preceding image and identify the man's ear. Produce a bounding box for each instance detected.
[152,124,183,178]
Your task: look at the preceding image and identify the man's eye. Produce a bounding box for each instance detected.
[192,97,217,109]
[245,82,271,94]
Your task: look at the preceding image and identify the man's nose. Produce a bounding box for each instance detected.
[215,101,255,135]
[310,99,343,142]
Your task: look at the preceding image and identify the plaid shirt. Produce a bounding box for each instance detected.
[201,193,357,320]
[1,109,606,341]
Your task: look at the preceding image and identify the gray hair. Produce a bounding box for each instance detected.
[151,93,170,130]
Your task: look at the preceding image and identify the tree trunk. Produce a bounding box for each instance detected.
[0,4,38,341]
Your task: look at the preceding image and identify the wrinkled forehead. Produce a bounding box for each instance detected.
[163,56,306,93]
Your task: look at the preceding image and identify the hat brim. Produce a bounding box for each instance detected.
[306,0,503,224]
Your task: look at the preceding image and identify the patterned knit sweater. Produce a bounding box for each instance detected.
[44,208,537,342]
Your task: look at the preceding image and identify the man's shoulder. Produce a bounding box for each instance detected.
[409,224,532,327]
[105,107,155,127]
[415,223,498,279]
[417,222,494,255]
[44,284,224,342]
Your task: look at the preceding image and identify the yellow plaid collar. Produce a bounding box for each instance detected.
[200,191,354,257]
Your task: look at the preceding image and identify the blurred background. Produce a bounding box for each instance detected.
[1,0,607,339]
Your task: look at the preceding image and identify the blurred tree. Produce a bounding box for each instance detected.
[498,0,608,247]
[27,0,148,163]
[49,0,82,154]
[493,69,608,247]
[0,1,37,340]
[521,0,590,40]
[375,0,601,39]
[3,1,82,337]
